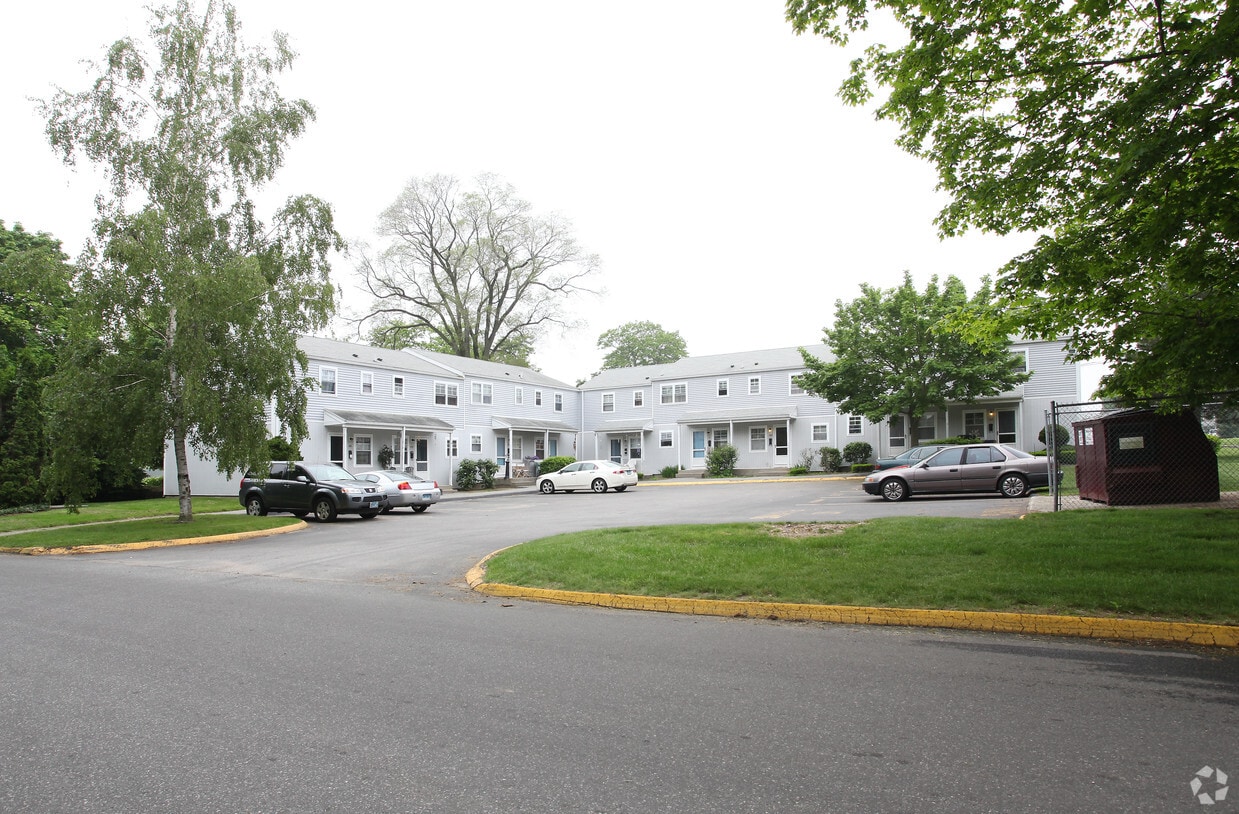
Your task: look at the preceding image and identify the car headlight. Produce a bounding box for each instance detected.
[339,486,363,495]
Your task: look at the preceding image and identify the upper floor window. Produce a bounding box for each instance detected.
[535,390,543,406]
[848,415,863,435]
[319,367,337,395]
[435,382,458,406]
[472,382,493,405]
[554,393,563,412]
[393,376,404,397]
[602,393,615,413]
[790,374,806,396]
[515,387,524,405]
[360,372,373,396]
[633,390,644,408]
[748,376,761,395]
[1011,350,1030,373]
[661,383,687,404]
[717,379,729,397]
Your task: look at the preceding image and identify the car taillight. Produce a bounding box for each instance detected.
[398,481,412,490]
[432,481,439,489]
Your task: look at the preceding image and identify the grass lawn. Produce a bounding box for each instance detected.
[0,497,241,533]
[483,509,1239,624]
[0,513,300,550]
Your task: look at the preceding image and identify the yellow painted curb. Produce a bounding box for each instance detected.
[0,520,307,556]
[466,553,1239,648]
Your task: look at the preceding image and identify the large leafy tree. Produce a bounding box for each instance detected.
[355,173,599,365]
[38,0,340,519]
[0,222,75,507]
[796,273,1031,435]
[787,0,1239,406]
[596,321,688,370]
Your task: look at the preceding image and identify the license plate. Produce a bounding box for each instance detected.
[368,501,379,509]
[422,494,433,500]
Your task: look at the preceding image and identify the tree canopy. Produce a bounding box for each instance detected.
[355,173,599,365]
[796,273,1031,432]
[38,0,340,519]
[787,0,1239,406]
[596,321,688,370]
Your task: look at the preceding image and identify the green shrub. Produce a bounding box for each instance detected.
[928,436,978,445]
[267,435,301,461]
[660,465,679,479]
[850,463,875,473]
[788,465,809,476]
[818,446,843,472]
[1039,424,1071,449]
[539,456,576,475]
[1207,434,1222,453]
[796,448,816,471]
[455,459,478,490]
[706,444,738,477]
[475,459,499,489]
[842,442,873,464]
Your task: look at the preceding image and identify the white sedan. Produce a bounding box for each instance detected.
[537,460,637,494]
[356,469,442,513]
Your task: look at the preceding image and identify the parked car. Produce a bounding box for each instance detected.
[861,444,1057,501]
[873,444,949,470]
[537,460,638,494]
[239,462,387,521]
[356,469,442,513]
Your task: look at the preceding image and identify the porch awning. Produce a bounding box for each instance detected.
[595,419,654,434]
[491,416,578,433]
[323,409,455,432]
[677,405,799,425]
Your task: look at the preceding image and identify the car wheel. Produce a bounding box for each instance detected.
[244,495,267,516]
[381,506,392,514]
[412,505,428,513]
[1000,473,1029,498]
[614,485,627,492]
[359,511,379,519]
[591,478,608,493]
[539,479,555,494]
[313,498,337,522]
[880,478,909,502]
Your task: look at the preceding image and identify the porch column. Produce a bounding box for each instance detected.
[342,426,349,466]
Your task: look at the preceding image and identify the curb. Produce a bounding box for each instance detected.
[465,552,1239,648]
[0,520,307,555]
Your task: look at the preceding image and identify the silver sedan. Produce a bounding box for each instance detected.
[357,469,442,513]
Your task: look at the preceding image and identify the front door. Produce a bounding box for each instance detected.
[414,438,429,473]
[692,431,707,467]
[997,409,1017,445]
[610,438,622,464]
[773,426,789,466]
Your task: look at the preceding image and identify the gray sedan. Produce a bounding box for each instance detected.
[862,443,1056,501]
[356,469,442,513]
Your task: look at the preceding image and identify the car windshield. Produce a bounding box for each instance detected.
[304,464,357,481]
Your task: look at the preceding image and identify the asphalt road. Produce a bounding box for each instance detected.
[2,479,1236,813]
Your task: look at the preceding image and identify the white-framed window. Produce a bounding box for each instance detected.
[848,415,863,435]
[319,366,337,395]
[889,415,906,447]
[602,393,615,413]
[535,390,543,406]
[471,382,493,405]
[470,434,482,454]
[750,427,766,451]
[660,431,674,448]
[393,376,404,397]
[811,424,829,442]
[435,382,458,406]
[354,435,373,467]
[748,376,761,395]
[633,390,644,408]
[661,383,687,404]
[1011,349,1030,373]
[790,374,806,396]
[360,372,373,396]
[515,387,524,405]
[554,393,563,412]
[964,411,985,439]
[446,438,458,457]
[717,379,729,397]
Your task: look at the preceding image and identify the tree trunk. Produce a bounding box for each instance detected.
[174,424,193,522]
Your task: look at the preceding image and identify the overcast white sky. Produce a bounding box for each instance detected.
[2,0,1044,385]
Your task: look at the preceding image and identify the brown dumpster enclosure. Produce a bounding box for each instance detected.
[1073,408,1219,505]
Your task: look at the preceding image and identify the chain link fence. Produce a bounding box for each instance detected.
[1045,397,1239,511]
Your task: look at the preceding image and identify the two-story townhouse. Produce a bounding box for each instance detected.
[579,345,856,473]
[578,339,1084,473]
[166,336,1083,494]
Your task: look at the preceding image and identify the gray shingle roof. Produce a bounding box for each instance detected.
[581,344,834,389]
